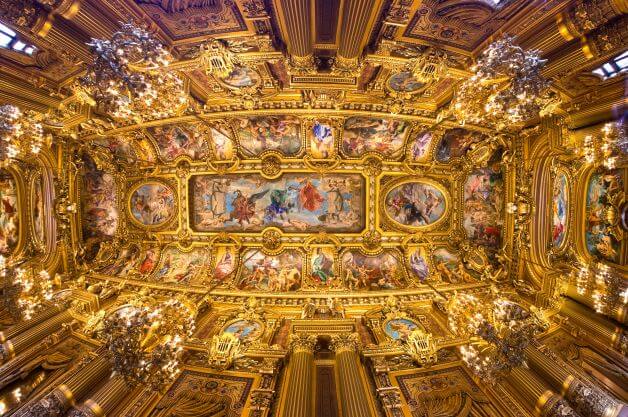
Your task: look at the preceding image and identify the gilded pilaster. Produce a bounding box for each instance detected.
[0,309,73,362]
[18,355,111,417]
[67,374,130,417]
[561,299,627,354]
[333,0,384,75]
[274,0,314,72]
[0,305,64,342]
[330,333,376,417]
[525,346,626,417]
[507,367,581,417]
[279,333,317,417]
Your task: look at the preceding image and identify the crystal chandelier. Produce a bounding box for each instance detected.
[573,262,627,314]
[79,23,188,122]
[448,292,549,382]
[449,36,557,131]
[103,298,195,390]
[0,105,48,165]
[0,255,54,321]
[582,120,626,169]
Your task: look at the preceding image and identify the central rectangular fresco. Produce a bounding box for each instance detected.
[190,173,365,233]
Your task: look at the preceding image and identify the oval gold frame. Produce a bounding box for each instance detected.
[127,180,178,229]
[29,171,46,249]
[549,168,570,252]
[386,71,429,95]
[216,65,262,90]
[382,317,422,341]
[380,177,450,232]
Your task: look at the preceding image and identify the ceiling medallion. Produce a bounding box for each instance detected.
[77,22,188,123]
[448,36,559,131]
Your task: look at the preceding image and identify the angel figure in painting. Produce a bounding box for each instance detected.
[230,189,268,226]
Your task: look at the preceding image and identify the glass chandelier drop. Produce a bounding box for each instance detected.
[582,120,626,169]
[0,255,54,321]
[450,36,557,131]
[103,298,195,390]
[447,292,549,382]
[0,105,48,165]
[574,262,627,314]
[78,22,188,122]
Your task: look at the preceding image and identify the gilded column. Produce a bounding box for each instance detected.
[67,374,130,417]
[525,346,626,417]
[566,286,627,325]
[558,0,627,41]
[274,0,314,72]
[330,333,376,417]
[18,355,111,417]
[280,334,317,417]
[561,299,626,354]
[0,305,65,343]
[506,367,581,417]
[0,309,74,362]
[334,0,384,74]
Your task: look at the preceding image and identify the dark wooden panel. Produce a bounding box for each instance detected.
[315,0,340,44]
[315,365,339,417]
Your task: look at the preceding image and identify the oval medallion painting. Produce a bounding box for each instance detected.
[384,318,419,341]
[220,66,260,88]
[223,320,263,342]
[387,71,425,93]
[385,181,447,228]
[129,182,176,227]
[551,172,568,248]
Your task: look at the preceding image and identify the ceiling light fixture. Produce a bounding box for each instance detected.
[449,36,558,131]
[78,22,188,123]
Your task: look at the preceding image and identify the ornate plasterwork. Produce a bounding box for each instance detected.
[135,1,248,41]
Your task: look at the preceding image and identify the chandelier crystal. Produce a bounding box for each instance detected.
[448,292,549,382]
[582,120,626,169]
[103,298,195,390]
[450,36,557,130]
[0,256,54,321]
[573,262,627,315]
[0,105,48,165]
[79,23,188,122]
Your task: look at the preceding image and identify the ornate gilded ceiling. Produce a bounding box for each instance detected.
[0,0,625,304]
[78,114,508,298]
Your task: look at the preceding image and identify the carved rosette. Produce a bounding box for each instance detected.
[330,333,360,354]
[288,334,317,354]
